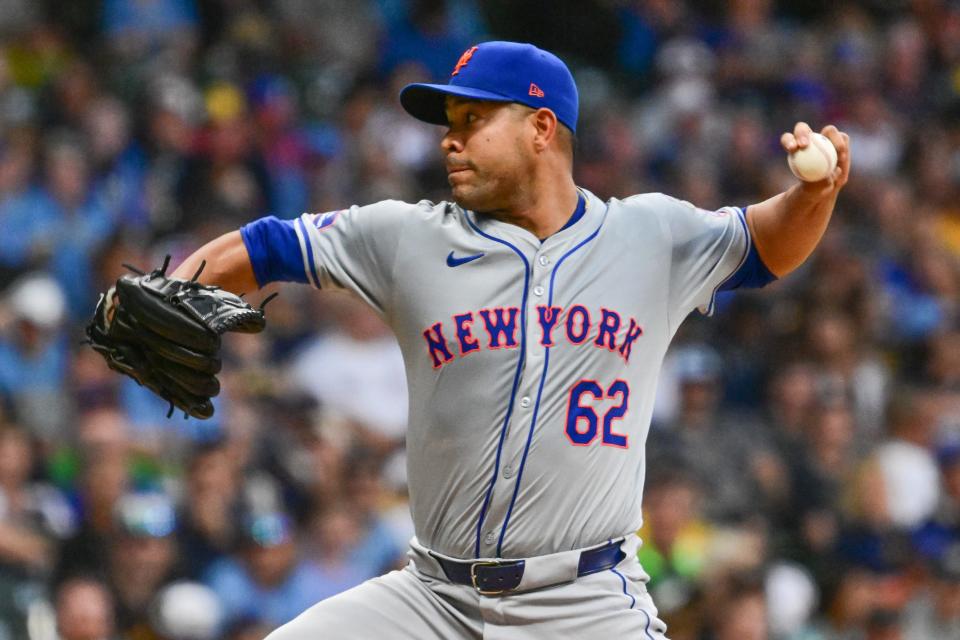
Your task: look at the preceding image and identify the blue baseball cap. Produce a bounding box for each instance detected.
[115,492,177,538]
[400,41,579,133]
[243,512,293,548]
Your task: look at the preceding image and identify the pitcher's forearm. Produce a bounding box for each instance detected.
[745,182,838,277]
[171,230,260,294]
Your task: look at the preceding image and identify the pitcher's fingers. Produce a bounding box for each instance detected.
[836,132,851,174]
[781,131,798,152]
[820,125,845,153]
[793,121,813,147]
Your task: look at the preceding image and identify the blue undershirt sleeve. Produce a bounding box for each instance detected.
[239,215,310,287]
[718,207,778,291]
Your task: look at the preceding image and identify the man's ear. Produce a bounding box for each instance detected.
[530,108,559,153]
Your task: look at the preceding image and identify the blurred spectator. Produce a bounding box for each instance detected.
[45,59,99,130]
[615,0,687,81]
[55,409,134,583]
[247,74,310,217]
[290,296,408,453]
[0,425,50,571]
[838,459,902,572]
[636,468,713,634]
[0,422,72,637]
[648,344,779,523]
[249,393,339,518]
[37,132,115,319]
[55,576,116,640]
[874,391,941,531]
[830,461,914,631]
[178,82,272,228]
[803,308,889,435]
[309,502,378,591]
[83,95,149,232]
[106,492,180,636]
[336,452,406,576]
[204,512,328,629]
[708,572,768,640]
[878,240,959,344]
[177,440,246,579]
[765,362,818,452]
[142,73,202,232]
[0,273,70,440]
[784,400,856,571]
[0,138,44,274]
[840,91,904,179]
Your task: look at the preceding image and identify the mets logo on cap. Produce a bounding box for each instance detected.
[452,46,478,76]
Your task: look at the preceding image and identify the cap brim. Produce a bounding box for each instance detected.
[400,83,514,126]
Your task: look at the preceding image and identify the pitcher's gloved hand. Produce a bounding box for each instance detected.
[85,256,275,419]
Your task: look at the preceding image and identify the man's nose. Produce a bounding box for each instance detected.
[441,131,463,154]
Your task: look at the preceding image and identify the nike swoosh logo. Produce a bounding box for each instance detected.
[446,251,485,267]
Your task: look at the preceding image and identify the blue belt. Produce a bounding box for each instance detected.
[434,540,626,595]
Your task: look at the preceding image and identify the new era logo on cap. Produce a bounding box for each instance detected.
[399,41,580,133]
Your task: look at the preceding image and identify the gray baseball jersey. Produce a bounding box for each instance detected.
[278,188,748,560]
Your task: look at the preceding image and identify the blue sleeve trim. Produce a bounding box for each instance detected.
[719,207,778,291]
[295,216,323,289]
[239,216,310,287]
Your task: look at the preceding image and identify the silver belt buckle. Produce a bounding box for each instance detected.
[470,560,507,595]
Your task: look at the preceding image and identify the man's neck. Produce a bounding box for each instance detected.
[485,177,579,239]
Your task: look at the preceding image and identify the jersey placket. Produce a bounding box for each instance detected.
[494,242,552,556]
[478,231,583,558]
[463,216,535,558]
[479,255,540,556]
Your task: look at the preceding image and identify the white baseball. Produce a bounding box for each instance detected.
[787,132,838,182]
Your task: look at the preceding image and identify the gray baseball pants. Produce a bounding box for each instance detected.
[266,534,669,639]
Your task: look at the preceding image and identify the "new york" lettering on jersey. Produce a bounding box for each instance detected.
[421,305,643,369]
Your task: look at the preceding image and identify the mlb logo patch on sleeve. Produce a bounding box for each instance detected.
[311,210,344,230]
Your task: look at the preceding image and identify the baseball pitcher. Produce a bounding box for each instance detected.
[88,42,851,638]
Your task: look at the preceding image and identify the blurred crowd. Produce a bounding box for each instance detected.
[0,0,959,639]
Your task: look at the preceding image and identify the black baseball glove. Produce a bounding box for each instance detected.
[85,256,275,419]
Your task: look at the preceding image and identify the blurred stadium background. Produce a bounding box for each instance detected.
[0,0,959,638]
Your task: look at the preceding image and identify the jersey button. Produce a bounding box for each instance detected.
[503,464,515,478]
[485,531,497,545]
[519,396,531,408]
[533,285,545,296]
[538,255,549,266]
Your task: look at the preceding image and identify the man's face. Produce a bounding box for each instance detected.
[56,581,114,640]
[716,593,767,640]
[441,98,535,212]
[246,540,297,587]
[111,535,174,584]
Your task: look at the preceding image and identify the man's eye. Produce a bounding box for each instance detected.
[466,113,477,123]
